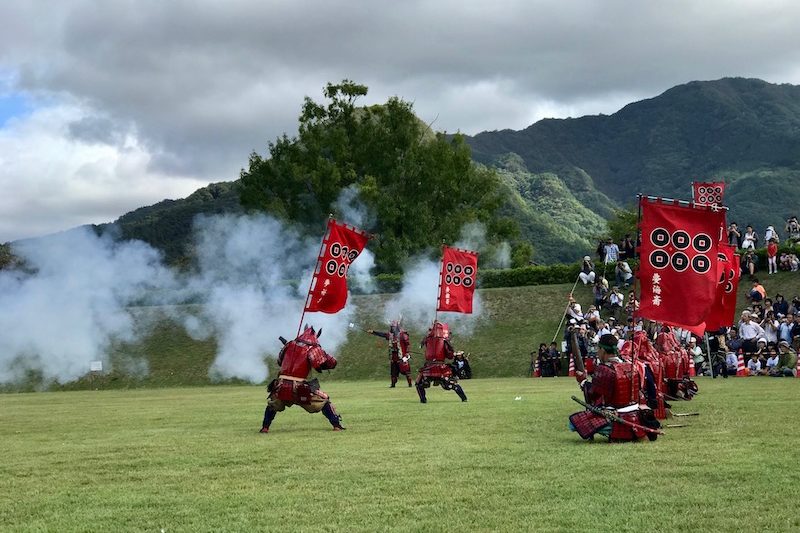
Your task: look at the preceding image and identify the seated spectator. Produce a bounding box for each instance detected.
[578,256,596,285]
[742,252,757,279]
[785,216,800,245]
[566,298,583,322]
[779,253,791,271]
[761,311,779,345]
[725,351,739,376]
[615,259,634,288]
[584,305,600,330]
[791,297,800,316]
[773,294,789,317]
[765,349,781,376]
[790,254,799,272]
[778,313,794,344]
[792,314,800,351]
[774,341,798,377]
[726,326,744,354]
[747,353,762,375]
[748,279,766,303]
[738,311,765,354]
[755,338,769,368]
[608,286,624,321]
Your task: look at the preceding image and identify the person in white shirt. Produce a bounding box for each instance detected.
[738,311,765,353]
[741,225,758,250]
[608,287,624,322]
[747,353,761,375]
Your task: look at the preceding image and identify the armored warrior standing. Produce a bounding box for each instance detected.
[415,321,468,403]
[260,326,344,433]
[367,320,413,387]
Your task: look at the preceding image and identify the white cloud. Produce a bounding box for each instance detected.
[0,102,209,242]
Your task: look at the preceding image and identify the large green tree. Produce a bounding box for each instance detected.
[239,80,514,272]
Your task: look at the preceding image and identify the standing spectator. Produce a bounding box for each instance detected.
[624,291,639,319]
[615,259,634,288]
[578,256,596,285]
[785,216,800,245]
[592,280,608,310]
[765,225,779,244]
[727,222,742,248]
[595,239,607,263]
[620,234,635,261]
[687,337,704,374]
[741,225,758,250]
[767,239,778,274]
[603,238,620,264]
[608,286,624,322]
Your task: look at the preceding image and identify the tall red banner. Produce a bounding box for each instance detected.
[304,219,370,314]
[638,199,725,328]
[437,246,478,314]
[705,243,740,331]
[692,181,725,206]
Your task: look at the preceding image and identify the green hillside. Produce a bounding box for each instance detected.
[465,77,800,237]
[13,268,798,392]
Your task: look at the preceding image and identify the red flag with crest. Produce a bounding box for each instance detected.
[692,181,725,206]
[437,246,479,314]
[705,243,740,331]
[304,219,370,314]
[638,198,725,329]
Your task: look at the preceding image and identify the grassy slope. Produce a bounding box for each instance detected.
[2,378,799,532]
[28,268,800,392]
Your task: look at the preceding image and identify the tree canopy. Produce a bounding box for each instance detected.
[239,80,515,272]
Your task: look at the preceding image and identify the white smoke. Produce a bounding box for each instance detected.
[333,183,377,294]
[0,213,368,385]
[0,228,177,384]
[176,213,358,383]
[383,254,483,337]
[455,220,511,269]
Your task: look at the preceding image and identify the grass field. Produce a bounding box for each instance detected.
[3,377,800,532]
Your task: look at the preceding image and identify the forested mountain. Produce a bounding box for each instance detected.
[8,77,800,268]
[465,77,800,239]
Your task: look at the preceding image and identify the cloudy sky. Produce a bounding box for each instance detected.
[1,0,798,243]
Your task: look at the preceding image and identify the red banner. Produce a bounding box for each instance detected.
[304,219,370,314]
[705,243,740,331]
[692,181,725,206]
[437,246,478,314]
[638,198,725,328]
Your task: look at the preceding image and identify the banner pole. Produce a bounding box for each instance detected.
[551,274,581,344]
[297,215,333,337]
[631,194,643,400]
[434,242,445,323]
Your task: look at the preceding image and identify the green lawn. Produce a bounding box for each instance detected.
[2,377,799,532]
